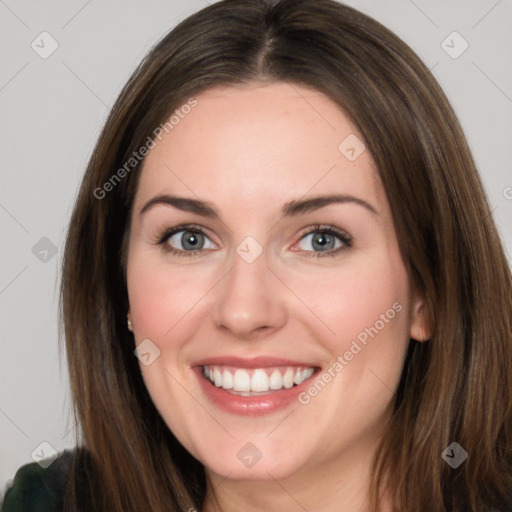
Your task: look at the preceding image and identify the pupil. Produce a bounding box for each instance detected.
[183,231,202,250]
[313,233,333,251]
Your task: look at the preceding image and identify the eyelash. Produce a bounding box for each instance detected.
[152,223,352,259]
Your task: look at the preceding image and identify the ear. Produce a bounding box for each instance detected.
[409,293,430,342]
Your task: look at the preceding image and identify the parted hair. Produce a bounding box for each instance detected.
[59,0,512,510]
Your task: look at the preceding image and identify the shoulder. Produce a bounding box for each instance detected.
[1,449,74,512]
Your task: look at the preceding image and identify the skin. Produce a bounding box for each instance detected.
[126,81,429,512]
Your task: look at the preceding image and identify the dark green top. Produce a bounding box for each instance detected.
[1,451,73,512]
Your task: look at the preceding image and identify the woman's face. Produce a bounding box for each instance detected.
[126,81,428,481]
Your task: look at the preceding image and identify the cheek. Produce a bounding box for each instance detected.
[290,252,410,357]
[127,250,209,344]
[333,272,406,347]
[290,256,410,446]
[126,250,207,444]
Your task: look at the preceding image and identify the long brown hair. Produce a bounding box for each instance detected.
[59,0,512,510]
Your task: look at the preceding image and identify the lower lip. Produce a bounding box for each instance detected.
[193,366,318,416]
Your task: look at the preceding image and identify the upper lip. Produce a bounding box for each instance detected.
[193,356,319,368]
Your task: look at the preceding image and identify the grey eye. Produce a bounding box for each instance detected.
[297,231,343,252]
[167,230,215,251]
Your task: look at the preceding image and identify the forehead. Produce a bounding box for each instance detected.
[133,81,383,216]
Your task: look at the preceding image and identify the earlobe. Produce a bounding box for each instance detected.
[410,296,431,342]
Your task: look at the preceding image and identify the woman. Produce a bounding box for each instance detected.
[2,0,511,510]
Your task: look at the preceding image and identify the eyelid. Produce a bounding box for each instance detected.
[153,223,217,249]
[290,224,352,256]
[154,223,352,258]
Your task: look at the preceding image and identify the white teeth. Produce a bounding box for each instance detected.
[233,369,251,392]
[202,365,316,393]
[213,367,222,387]
[269,369,283,389]
[283,368,294,388]
[303,368,314,380]
[251,369,269,392]
[221,369,233,389]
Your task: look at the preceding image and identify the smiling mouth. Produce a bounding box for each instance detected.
[201,365,318,396]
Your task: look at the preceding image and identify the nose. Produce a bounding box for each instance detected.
[211,245,288,340]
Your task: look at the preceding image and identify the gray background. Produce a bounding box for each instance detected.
[1,0,511,490]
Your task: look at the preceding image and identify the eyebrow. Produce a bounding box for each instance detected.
[139,193,378,218]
